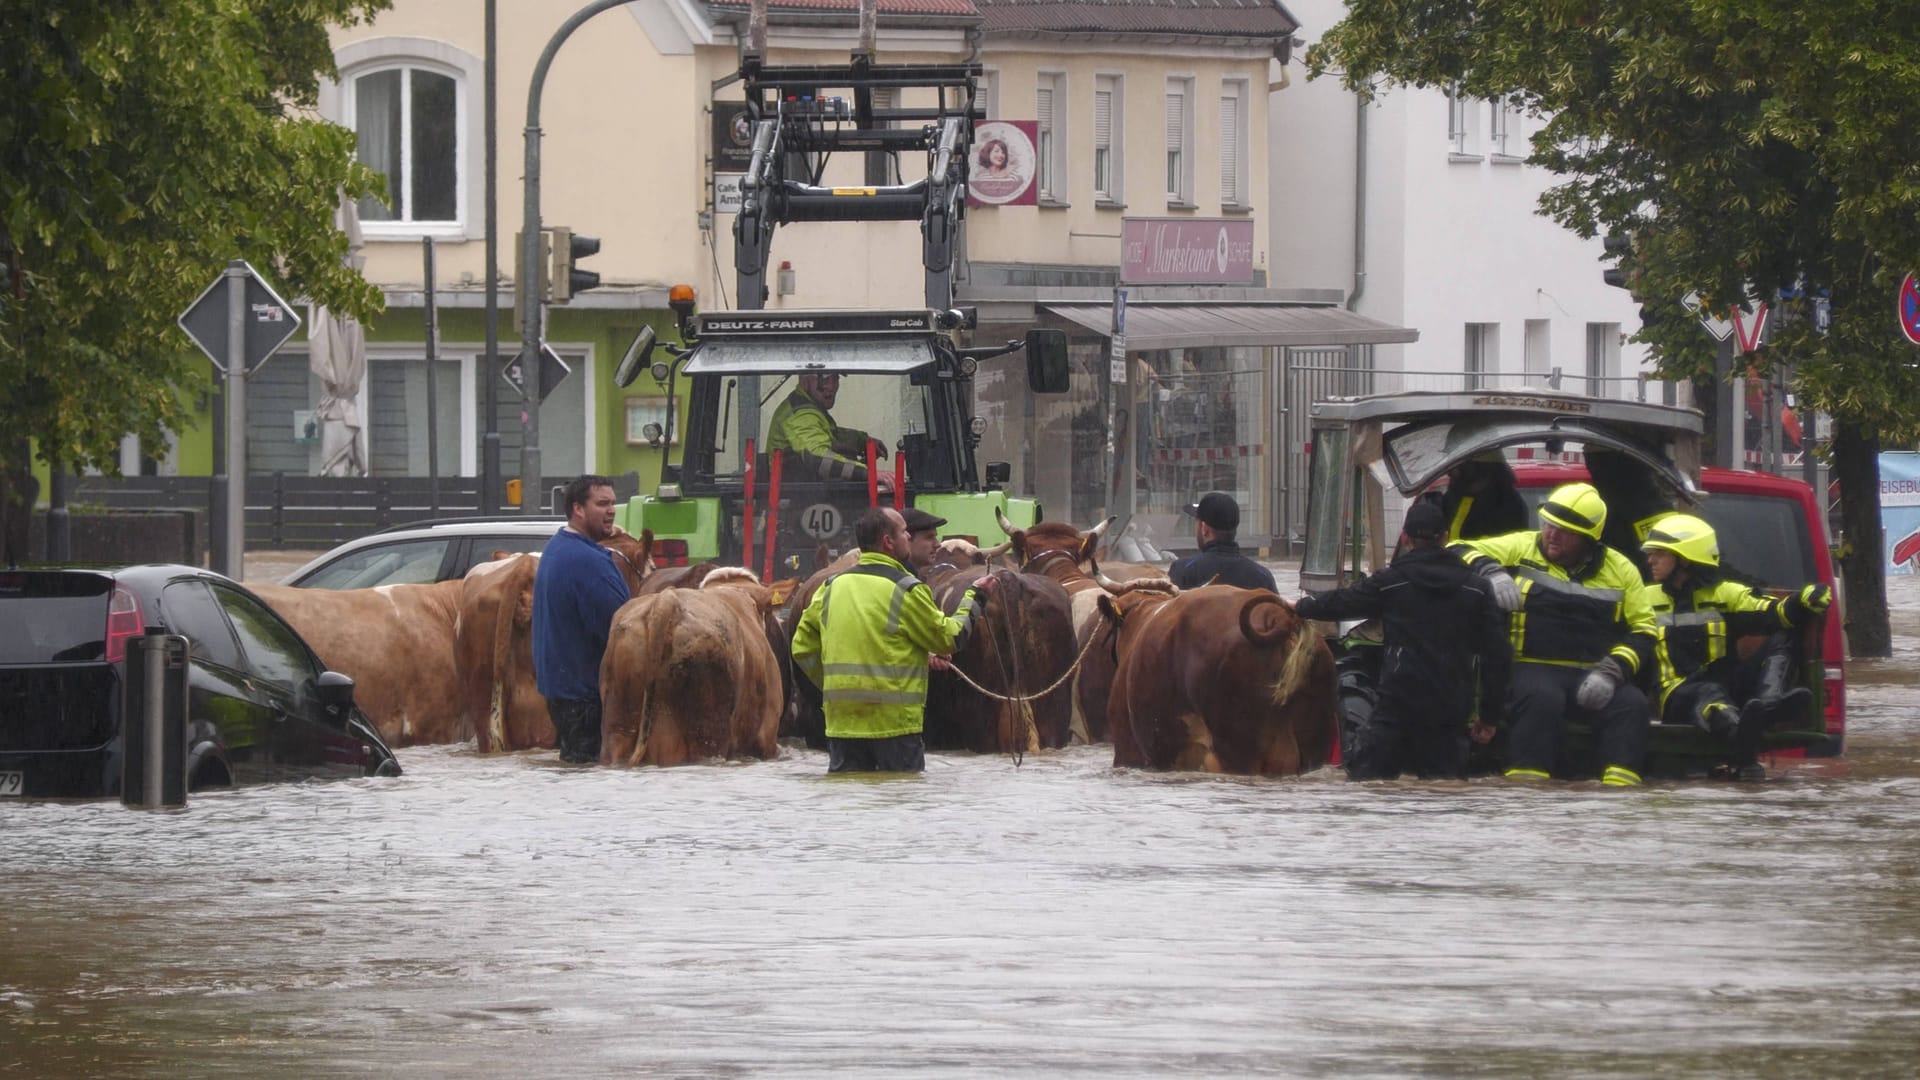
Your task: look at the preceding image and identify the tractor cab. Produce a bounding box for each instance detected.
[619,303,1066,576]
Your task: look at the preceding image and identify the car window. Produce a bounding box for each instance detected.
[159,580,245,670]
[459,534,551,575]
[299,538,451,589]
[213,585,320,689]
[1695,493,1817,589]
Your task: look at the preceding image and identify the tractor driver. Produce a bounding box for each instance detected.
[768,373,891,492]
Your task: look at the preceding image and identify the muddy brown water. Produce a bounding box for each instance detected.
[4,564,1919,1077]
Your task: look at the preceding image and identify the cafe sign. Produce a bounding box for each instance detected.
[1120,217,1256,285]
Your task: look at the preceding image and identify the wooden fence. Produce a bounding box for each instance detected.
[68,472,641,550]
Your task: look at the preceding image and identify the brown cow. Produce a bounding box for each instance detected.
[1096,584,1337,775]
[251,579,470,746]
[921,566,1078,754]
[600,567,785,766]
[993,508,1143,744]
[455,529,654,753]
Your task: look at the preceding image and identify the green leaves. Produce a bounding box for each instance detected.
[0,0,389,475]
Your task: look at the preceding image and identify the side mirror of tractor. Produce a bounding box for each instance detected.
[614,325,657,388]
[1025,329,1070,394]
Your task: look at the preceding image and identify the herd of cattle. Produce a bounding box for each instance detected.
[252,510,1337,775]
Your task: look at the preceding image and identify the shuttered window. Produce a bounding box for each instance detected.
[1219,80,1246,206]
[1166,89,1184,197]
[1098,75,1121,203]
[865,87,897,186]
[1036,78,1057,199]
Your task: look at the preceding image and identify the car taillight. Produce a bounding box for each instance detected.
[1823,665,1845,735]
[652,539,689,568]
[103,586,144,663]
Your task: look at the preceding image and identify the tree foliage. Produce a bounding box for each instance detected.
[1309,0,1920,654]
[1,0,390,475]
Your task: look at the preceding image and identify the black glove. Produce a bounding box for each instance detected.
[1576,657,1628,710]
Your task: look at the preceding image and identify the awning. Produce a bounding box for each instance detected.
[1042,303,1418,349]
[682,337,938,376]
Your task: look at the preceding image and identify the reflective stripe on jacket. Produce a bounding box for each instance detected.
[789,552,983,739]
[1452,530,1655,672]
[1641,578,1793,709]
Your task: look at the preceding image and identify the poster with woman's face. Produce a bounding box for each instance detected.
[967,120,1038,207]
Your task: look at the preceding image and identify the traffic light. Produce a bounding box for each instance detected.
[1601,231,1632,290]
[550,226,601,303]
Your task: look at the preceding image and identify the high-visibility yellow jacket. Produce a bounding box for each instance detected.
[790,552,984,739]
[1452,530,1656,674]
[767,390,874,473]
[1640,577,1800,709]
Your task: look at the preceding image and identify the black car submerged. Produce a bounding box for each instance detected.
[0,564,400,799]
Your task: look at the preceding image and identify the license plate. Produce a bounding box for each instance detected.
[0,771,21,797]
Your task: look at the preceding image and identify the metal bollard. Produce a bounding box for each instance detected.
[122,629,190,809]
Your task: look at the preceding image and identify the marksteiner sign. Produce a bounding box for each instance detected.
[1121,217,1256,285]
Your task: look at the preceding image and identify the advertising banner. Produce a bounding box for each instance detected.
[1120,217,1257,284]
[1881,451,1920,575]
[968,120,1038,207]
[712,101,755,215]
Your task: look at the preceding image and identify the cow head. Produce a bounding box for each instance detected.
[602,527,655,593]
[934,536,1013,568]
[1094,579,1178,628]
[994,508,1112,575]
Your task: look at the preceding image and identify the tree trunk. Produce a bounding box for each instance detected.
[1832,418,1891,657]
[0,439,36,567]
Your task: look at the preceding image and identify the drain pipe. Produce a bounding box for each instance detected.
[1348,94,1367,311]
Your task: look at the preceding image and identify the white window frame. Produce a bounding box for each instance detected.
[1446,87,1479,159]
[1465,322,1498,389]
[976,67,998,121]
[1165,76,1195,206]
[1585,322,1620,396]
[1036,71,1066,203]
[1218,77,1250,209]
[1489,98,1512,158]
[324,37,483,241]
[1094,73,1124,205]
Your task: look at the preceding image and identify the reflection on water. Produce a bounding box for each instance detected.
[5,584,1920,1077]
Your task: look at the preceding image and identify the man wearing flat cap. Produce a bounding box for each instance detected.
[1168,491,1277,591]
[1293,501,1511,780]
[901,506,947,578]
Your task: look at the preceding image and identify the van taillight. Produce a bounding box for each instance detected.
[1823,665,1845,735]
[104,586,144,663]
[652,539,689,568]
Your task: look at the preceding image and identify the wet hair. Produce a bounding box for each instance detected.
[854,506,897,551]
[562,474,614,515]
[976,138,1009,169]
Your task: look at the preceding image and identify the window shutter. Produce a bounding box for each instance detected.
[1094,89,1112,149]
[1036,85,1052,130]
[1164,90,1183,152]
[1219,91,1239,204]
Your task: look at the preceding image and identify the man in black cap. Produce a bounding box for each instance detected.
[1168,491,1277,591]
[1293,500,1511,780]
[901,506,947,578]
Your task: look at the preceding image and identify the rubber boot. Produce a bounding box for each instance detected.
[1694,701,1738,740]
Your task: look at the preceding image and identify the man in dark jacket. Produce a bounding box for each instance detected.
[1168,492,1276,591]
[1294,500,1511,779]
[532,475,632,763]
[1433,452,1529,542]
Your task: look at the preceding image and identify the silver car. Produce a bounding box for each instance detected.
[283,516,565,589]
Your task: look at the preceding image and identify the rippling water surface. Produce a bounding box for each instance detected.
[5,575,1920,1078]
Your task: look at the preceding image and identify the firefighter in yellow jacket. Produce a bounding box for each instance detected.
[1639,514,1832,780]
[1451,482,1657,786]
[790,506,992,773]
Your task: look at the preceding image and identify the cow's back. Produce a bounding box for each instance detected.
[601,588,782,766]
[455,555,553,752]
[251,581,466,745]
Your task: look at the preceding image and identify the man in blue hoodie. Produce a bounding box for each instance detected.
[532,475,631,763]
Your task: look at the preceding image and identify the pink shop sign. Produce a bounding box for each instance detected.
[1120,217,1256,285]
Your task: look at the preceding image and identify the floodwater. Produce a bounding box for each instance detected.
[5,571,1920,1078]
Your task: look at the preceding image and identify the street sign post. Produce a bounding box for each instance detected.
[502,344,571,404]
[176,260,302,580]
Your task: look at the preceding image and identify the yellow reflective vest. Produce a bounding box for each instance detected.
[790,552,984,739]
[767,390,873,472]
[1452,530,1656,673]
[1640,578,1795,710]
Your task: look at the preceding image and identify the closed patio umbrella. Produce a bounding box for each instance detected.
[308,195,368,477]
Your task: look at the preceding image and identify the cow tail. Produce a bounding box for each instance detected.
[627,593,682,765]
[1236,594,1316,705]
